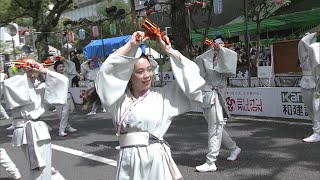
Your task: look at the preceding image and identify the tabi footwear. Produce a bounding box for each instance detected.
[59,131,67,137]
[66,127,77,133]
[227,147,241,161]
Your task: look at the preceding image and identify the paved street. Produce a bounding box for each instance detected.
[1,106,320,180]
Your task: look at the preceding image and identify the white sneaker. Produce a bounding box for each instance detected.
[0,116,10,120]
[114,145,120,150]
[87,111,96,116]
[302,133,320,143]
[227,147,241,161]
[195,163,217,172]
[59,131,67,137]
[66,127,77,133]
[6,124,15,130]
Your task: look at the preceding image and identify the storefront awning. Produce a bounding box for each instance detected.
[192,8,320,42]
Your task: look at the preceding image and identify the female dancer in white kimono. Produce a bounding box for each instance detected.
[80,58,105,115]
[0,148,21,179]
[298,31,320,143]
[194,40,241,172]
[0,71,10,119]
[51,59,78,137]
[3,58,66,180]
[95,31,205,180]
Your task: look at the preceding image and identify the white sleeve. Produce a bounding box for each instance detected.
[213,47,237,77]
[81,62,89,79]
[63,60,77,79]
[309,43,320,78]
[298,33,316,66]
[3,74,33,109]
[95,48,142,107]
[164,49,205,106]
[44,70,69,105]
[194,55,207,79]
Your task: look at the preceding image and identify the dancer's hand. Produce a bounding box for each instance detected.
[156,32,172,55]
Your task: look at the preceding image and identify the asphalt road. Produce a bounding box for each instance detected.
[1,106,319,180]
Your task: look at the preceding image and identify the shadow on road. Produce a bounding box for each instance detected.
[165,113,320,180]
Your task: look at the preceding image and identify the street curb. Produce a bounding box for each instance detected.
[185,112,313,126]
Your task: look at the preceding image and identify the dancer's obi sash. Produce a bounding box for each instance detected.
[12,119,51,170]
[118,132,184,180]
[201,84,231,122]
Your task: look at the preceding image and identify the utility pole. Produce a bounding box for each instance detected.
[244,0,251,87]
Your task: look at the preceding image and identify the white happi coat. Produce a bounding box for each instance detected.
[195,47,237,110]
[95,48,205,180]
[3,71,68,180]
[194,47,238,163]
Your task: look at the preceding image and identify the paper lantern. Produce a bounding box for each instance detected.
[68,32,75,43]
[110,23,116,36]
[92,26,99,38]
[213,0,223,15]
[79,29,85,40]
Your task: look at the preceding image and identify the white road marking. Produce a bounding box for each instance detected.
[52,144,117,167]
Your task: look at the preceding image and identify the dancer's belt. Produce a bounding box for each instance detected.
[202,85,231,120]
[118,131,169,148]
[302,71,312,76]
[118,132,183,180]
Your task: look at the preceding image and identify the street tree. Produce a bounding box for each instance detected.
[247,0,290,67]
[170,0,192,58]
[96,0,132,37]
[0,0,73,61]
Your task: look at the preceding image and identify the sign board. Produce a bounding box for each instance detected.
[257,66,272,78]
[225,87,309,120]
[69,87,88,104]
[70,81,310,120]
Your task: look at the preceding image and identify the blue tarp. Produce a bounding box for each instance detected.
[84,35,146,61]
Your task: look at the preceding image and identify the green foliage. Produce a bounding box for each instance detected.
[96,0,133,37]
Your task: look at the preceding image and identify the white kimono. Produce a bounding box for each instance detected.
[3,70,68,180]
[195,47,238,164]
[298,33,320,134]
[96,48,205,180]
[81,61,100,89]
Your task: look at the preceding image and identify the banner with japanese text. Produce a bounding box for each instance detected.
[225,87,309,120]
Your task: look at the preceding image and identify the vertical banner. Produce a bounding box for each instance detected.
[214,0,223,15]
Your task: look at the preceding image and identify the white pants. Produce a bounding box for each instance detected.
[301,88,320,134]
[0,103,9,119]
[56,95,74,132]
[0,148,21,179]
[203,103,237,164]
